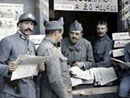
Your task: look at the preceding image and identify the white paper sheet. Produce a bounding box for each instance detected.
[71,78,82,87]
[11,55,49,81]
[70,66,93,80]
[91,67,117,86]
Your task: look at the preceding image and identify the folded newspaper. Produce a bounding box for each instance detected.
[70,66,94,80]
[70,66,117,86]
[111,58,130,67]
[11,55,49,81]
[91,67,117,86]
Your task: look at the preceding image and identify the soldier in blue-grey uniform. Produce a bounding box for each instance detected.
[92,20,112,67]
[118,17,130,98]
[61,20,94,69]
[0,13,39,98]
[37,17,72,98]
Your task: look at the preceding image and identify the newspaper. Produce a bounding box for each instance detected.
[70,66,94,80]
[91,67,117,86]
[111,58,130,67]
[70,66,94,86]
[11,55,49,81]
[71,78,82,87]
[70,66,117,86]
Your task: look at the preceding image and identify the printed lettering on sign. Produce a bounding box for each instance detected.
[54,0,118,12]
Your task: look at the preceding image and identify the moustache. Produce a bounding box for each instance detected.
[72,37,77,40]
[25,28,32,32]
[98,32,104,34]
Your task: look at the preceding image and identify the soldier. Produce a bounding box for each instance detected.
[61,20,94,69]
[37,17,72,98]
[118,18,130,98]
[92,20,112,67]
[0,13,42,98]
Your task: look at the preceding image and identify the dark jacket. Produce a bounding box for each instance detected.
[122,42,130,76]
[92,34,112,67]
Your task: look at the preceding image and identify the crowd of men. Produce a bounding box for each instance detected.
[0,13,130,98]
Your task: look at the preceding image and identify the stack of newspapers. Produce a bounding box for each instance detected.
[70,66,117,87]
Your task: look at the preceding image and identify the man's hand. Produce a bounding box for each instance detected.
[9,62,18,72]
[72,62,84,68]
[38,63,45,72]
[69,70,76,77]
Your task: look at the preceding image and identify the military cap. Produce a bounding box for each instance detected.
[17,13,37,26]
[44,17,64,30]
[69,20,83,31]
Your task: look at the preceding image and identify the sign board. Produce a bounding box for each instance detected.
[29,35,45,45]
[112,48,124,57]
[112,32,130,40]
[0,3,23,41]
[114,40,130,48]
[54,0,118,12]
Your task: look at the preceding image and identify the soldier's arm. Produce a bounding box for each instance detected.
[46,50,69,98]
[83,41,95,69]
[0,38,11,77]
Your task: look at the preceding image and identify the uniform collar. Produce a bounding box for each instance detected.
[97,34,108,41]
[67,38,82,52]
[44,37,57,46]
[18,31,29,40]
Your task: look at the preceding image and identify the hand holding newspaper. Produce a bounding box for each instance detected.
[70,66,94,86]
[111,58,130,68]
[11,55,49,81]
[69,66,94,80]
